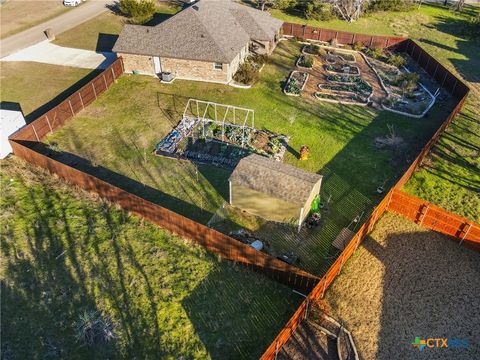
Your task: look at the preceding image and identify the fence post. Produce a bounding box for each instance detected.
[419,204,429,226]
[337,251,346,275]
[32,124,40,141]
[352,33,356,44]
[441,71,448,88]
[304,298,309,320]
[321,277,327,299]
[111,66,117,83]
[103,74,108,89]
[459,223,472,246]
[68,99,75,116]
[92,83,97,99]
[78,92,84,109]
[385,38,389,48]
[45,115,53,133]
[369,36,374,47]
[432,62,439,80]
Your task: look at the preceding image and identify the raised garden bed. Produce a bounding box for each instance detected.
[284,70,309,96]
[325,63,360,76]
[303,43,320,55]
[363,50,436,117]
[328,50,356,63]
[296,54,314,69]
[316,77,372,105]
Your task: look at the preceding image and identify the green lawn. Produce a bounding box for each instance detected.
[52,3,181,51]
[0,62,99,122]
[0,156,301,360]
[46,40,452,274]
[270,3,480,222]
[52,12,127,52]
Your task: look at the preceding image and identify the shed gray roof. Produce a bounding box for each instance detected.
[229,154,322,206]
[113,0,283,63]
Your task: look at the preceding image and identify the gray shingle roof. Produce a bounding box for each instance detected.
[113,0,283,63]
[229,154,322,206]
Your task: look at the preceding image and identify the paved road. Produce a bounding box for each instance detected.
[0,0,112,58]
[2,41,116,69]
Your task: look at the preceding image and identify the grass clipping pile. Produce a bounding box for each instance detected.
[324,213,480,360]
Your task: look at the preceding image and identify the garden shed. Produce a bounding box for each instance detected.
[229,154,322,231]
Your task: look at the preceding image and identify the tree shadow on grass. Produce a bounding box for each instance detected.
[182,263,302,360]
[419,8,480,84]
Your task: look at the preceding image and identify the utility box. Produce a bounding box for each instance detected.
[0,109,26,159]
[161,72,174,82]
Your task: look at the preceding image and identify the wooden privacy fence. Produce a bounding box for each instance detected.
[9,58,124,142]
[10,139,319,293]
[388,189,480,249]
[282,22,405,49]
[6,28,474,360]
[8,58,320,294]
[261,31,472,359]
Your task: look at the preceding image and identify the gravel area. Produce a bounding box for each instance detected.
[324,213,480,360]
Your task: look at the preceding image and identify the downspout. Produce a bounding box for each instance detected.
[229,180,232,205]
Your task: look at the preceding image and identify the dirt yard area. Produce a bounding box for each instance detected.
[0,1,70,39]
[324,212,480,360]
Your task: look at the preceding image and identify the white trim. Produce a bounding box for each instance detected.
[229,180,232,205]
[298,207,304,233]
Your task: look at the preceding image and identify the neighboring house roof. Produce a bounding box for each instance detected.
[113,0,283,63]
[229,154,322,206]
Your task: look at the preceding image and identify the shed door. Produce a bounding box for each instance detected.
[153,57,162,74]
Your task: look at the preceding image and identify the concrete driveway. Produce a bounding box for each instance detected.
[0,0,112,58]
[1,41,116,69]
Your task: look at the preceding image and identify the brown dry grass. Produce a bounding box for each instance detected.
[0,1,70,39]
[324,213,480,360]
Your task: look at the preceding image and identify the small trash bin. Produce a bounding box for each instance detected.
[44,28,55,40]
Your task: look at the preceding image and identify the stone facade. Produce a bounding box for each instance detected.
[161,57,229,83]
[118,44,249,83]
[118,53,154,75]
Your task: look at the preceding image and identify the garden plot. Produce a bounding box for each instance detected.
[46,40,453,275]
[295,44,377,106]
[155,100,288,168]
[362,49,438,117]
[284,70,309,96]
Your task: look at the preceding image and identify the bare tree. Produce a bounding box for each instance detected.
[329,0,371,22]
[452,0,465,11]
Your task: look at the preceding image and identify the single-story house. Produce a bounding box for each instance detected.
[229,154,323,231]
[113,0,283,83]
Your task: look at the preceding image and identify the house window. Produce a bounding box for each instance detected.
[214,62,223,70]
